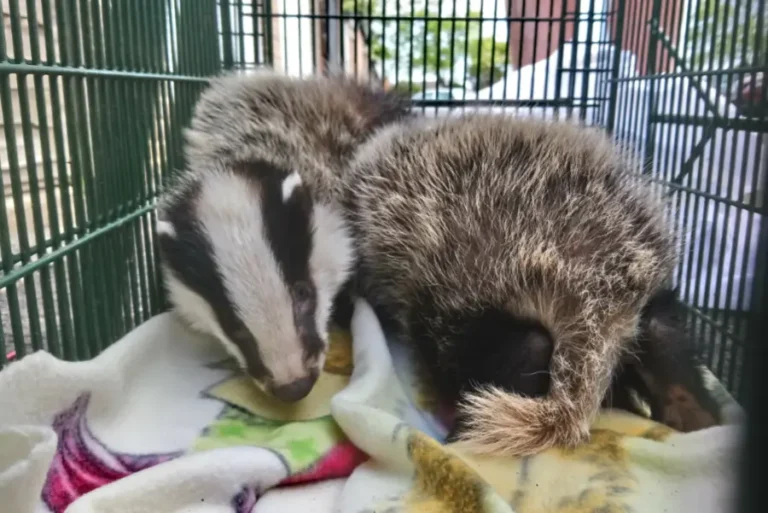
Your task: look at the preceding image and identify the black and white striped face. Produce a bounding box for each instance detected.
[157,162,354,402]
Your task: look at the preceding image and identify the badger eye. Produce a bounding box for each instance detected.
[293,281,314,303]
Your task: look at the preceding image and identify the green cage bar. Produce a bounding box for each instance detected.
[0,0,218,364]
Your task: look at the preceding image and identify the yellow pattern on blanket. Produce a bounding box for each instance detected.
[330,300,742,513]
[385,408,733,513]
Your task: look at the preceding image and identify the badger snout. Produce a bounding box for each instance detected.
[269,371,318,402]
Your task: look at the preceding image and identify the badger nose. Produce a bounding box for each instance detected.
[271,375,317,402]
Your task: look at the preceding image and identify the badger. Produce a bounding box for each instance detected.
[343,113,718,455]
[603,288,720,431]
[155,69,410,403]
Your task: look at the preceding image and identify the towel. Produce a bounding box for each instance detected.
[0,298,744,513]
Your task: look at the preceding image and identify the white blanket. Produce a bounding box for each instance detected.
[0,299,745,513]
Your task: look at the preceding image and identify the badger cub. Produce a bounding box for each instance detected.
[604,288,720,431]
[345,113,696,455]
[156,69,410,403]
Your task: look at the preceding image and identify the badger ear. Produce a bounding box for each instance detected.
[156,219,177,238]
[281,171,303,203]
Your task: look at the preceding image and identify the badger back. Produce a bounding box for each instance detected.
[346,113,679,455]
[182,69,412,202]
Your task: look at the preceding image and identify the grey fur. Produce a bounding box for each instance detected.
[344,113,679,455]
[162,68,412,208]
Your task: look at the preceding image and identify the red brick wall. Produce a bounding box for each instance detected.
[507,0,683,74]
[609,0,683,74]
[507,0,578,68]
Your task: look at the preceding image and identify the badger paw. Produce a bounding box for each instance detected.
[661,384,718,432]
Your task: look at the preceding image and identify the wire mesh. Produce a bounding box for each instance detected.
[1,0,765,403]
[608,0,766,399]
[0,0,219,364]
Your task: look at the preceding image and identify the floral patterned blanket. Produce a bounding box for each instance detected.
[0,299,743,513]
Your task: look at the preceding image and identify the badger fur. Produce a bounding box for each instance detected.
[156,69,410,402]
[603,288,720,431]
[344,113,685,455]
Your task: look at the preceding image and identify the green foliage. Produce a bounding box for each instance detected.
[408,9,470,76]
[467,36,509,89]
[342,0,508,91]
[392,81,424,95]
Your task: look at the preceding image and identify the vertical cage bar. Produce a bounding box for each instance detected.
[0,65,27,363]
[554,0,567,117]
[408,0,415,97]
[579,0,597,121]
[220,0,235,69]
[605,0,626,133]
[22,0,57,355]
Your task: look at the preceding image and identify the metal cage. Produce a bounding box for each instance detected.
[1,0,765,404]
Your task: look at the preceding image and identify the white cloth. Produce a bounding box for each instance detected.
[0,299,744,513]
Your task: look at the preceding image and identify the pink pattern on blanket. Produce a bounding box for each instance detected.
[39,392,366,512]
[279,441,368,487]
[41,394,182,513]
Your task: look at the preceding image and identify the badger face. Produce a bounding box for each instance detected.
[156,162,354,402]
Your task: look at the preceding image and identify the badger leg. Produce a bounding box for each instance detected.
[330,279,355,331]
[603,362,656,418]
[625,290,720,431]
